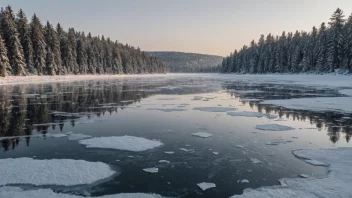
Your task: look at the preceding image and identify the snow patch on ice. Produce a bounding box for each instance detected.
[231,147,352,198]
[250,158,262,164]
[256,124,295,131]
[193,107,236,112]
[227,111,277,119]
[197,182,216,191]
[339,89,352,96]
[146,108,187,112]
[0,158,115,186]
[67,133,92,141]
[164,151,175,154]
[191,132,213,138]
[0,186,165,198]
[159,160,170,164]
[79,136,163,151]
[143,167,159,173]
[262,97,352,113]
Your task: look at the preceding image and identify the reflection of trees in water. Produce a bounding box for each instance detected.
[223,84,351,144]
[0,80,155,151]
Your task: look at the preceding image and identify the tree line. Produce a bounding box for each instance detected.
[222,8,352,74]
[0,6,167,77]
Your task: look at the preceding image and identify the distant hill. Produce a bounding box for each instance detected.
[147,51,223,73]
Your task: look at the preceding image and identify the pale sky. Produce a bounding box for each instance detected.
[2,0,352,56]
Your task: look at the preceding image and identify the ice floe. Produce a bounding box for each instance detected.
[339,89,352,96]
[262,97,352,113]
[227,111,277,119]
[197,182,216,191]
[179,148,194,152]
[213,152,219,155]
[191,132,213,138]
[255,124,295,131]
[193,107,236,112]
[67,133,92,141]
[146,108,187,112]
[0,158,115,186]
[159,160,170,164]
[250,158,262,164]
[79,136,163,151]
[232,147,352,198]
[0,186,165,198]
[164,151,175,154]
[143,167,159,173]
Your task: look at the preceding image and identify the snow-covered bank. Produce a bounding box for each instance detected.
[262,97,352,113]
[0,158,115,186]
[0,74,168,86]
[0,187,165,198]
[231,147,352,198]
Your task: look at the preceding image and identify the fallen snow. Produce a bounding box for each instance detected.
[262,97,352,113]
[193,107,236,112]
[256,124,295,131]
[79,136,163,151]
[143,167,159,173]
[197,182,216,191]
[231,147,352,198]
[0,187,165,198]
[227,111,277,119]
[67,133,92,141]
[191,132,213,138]
[0,158,115,186]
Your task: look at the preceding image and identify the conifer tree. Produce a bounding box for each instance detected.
[30,14,46,75]
[0,34,10,77]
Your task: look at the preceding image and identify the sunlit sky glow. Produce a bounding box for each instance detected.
[3,0,352,56]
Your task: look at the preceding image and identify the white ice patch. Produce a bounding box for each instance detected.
[241,179,250,183]
[0,158,115,186]
[298,174,309,178]
[197,182,216,191]
[339,89,352,96]
[236,145,244,148]
[227,111,277,119]
[262,97,352,113]
[213,152,219,155]
[250,158,262,164]
[146,108,187,112]
[179,148,194,152]
[191,132,213,138]
[231,147,352,198]
[0,186,165,198]
[143,167,159,173]
[304,159,329,166]
[192,96,203,100]
[79,136,163,152]
[164,151,175,154]
[256,124,295,131]
[159,160,170,164]
[193,107,236,112]
[67,133,92,141]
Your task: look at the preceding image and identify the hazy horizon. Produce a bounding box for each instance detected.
[2,0,352,56]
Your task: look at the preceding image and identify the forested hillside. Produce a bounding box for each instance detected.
[222,8,352,74]
[148,51,222,73]
[0,6,166,77]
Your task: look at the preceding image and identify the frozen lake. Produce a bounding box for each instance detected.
[0,74,351,198]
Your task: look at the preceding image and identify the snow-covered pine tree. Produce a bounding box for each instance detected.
[343,13,352,70]
[16,9,35,74]
[328,8,345,70]
[76,32,88,74]
[0,34,10,77]
[1,6,27,76]
[44,21,57,75]
[67,28,77,74]
[30,14,46,75]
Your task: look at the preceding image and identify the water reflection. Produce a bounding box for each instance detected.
[223,83,352,144]
[1,78,351,152]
